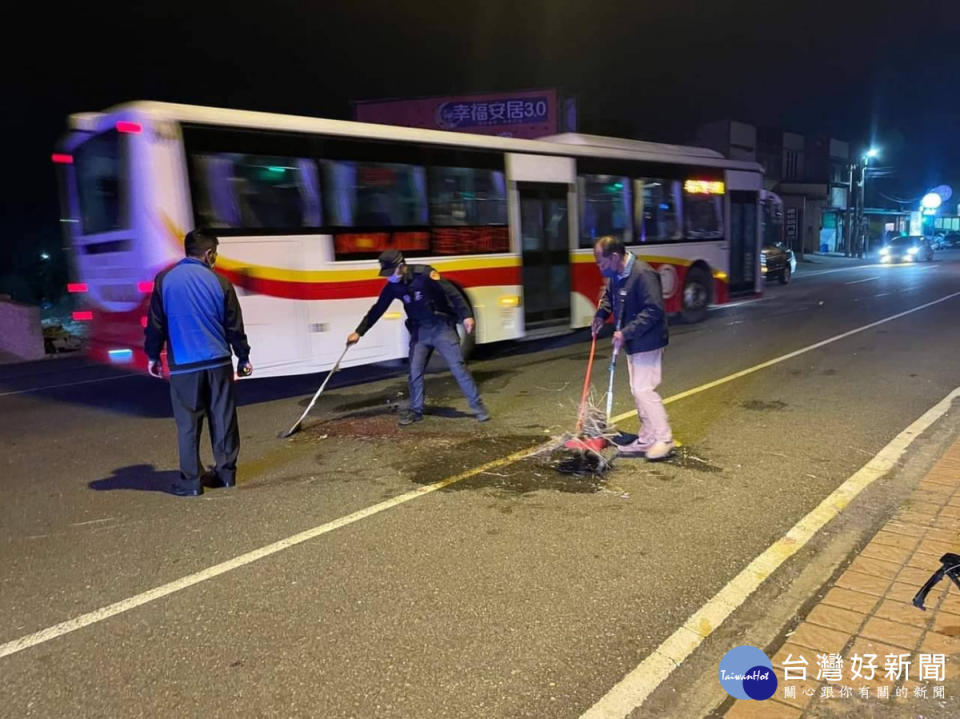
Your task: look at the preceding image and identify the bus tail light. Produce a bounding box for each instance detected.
[137,281,154,293]
[116,121,142,134]
[51,153,74,164]
[140,316,149,328]
[67,283,88,293]
[72,310,93,321]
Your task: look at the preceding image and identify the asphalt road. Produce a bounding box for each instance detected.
[2,252,960,718]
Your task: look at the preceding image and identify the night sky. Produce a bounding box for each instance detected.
[5,0,959,296]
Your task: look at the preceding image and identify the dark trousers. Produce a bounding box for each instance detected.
[169,364,239,486]
[408,321,482,414]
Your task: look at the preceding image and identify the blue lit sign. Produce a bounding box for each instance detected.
[437,97,550,130]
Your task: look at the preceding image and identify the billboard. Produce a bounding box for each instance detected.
[354,89,574,139]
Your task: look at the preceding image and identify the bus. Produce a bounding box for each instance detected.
[53,102,765,378]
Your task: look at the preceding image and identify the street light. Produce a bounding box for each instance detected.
[857,147,881,257]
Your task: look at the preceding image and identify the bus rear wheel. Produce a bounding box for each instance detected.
[681,267,711,323]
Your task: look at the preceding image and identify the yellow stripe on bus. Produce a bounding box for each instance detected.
[161,213,727,286]
[160,213,519,282]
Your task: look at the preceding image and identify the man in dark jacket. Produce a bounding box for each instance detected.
[591,235,674,459]
[144,230,252,496]
[347,249,489,425]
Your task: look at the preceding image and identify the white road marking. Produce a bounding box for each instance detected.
[0,375,131,398]
[708,298,765,311]
[794,264,883,279]
[845,276,880,285]
[2,290,960,661]
[580,384,960,719]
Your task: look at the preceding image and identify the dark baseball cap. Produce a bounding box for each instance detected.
[378,249,405,276]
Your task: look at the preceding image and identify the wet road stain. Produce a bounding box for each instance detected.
[396,435,611,495]
[659,445,723,473]
[820,369,838,376]
[239,472,325,490]
[330,385,406,412]
[740,399,788,411]
[302,413,408,439]
[326,368,517,414]
[293,413,723,495]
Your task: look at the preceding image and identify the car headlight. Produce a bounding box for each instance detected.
[880,247,890,254]
[908,247,919,254]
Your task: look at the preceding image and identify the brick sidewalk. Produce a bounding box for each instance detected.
[723,440,960,718]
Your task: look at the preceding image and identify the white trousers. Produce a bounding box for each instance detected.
[625,348,672,443]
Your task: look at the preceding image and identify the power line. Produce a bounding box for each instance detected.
[875,190,922,205]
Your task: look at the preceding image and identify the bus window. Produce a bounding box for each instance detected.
[429,167,507,226]
[635,179,682,243]
[322,160,428,227]
[578,175,632,247]
[192,154,321,230]
[74,130,128,234]
[684,192,723,240]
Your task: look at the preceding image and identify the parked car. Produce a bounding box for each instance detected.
[761,242,796,284]
[879,235,935,263]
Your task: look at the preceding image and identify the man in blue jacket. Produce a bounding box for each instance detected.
[347,249,489,426]
[145,230,252,496]
[591,235,674,459]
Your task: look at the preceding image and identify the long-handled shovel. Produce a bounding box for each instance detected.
[604,297,626,427]
[279,344,350,438]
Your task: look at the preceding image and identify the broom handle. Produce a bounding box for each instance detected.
[575,333,598,433]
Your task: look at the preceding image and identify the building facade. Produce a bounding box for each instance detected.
[697,121,856,256]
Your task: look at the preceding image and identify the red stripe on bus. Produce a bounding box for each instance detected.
[216,265,523,300]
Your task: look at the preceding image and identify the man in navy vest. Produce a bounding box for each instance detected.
[347,250,490,425]
[592,235,674,460]
[145,230,252,496]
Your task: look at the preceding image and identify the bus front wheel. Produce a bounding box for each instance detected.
[681,267,711,323]
[454,287,476,359]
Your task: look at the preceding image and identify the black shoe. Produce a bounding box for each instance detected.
[202,473,235,489]
[398,411,423,426]
[169,483,203,497]
[201,469,236,488]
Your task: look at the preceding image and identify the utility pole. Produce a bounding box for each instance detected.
[846,162,856,257]
[857,148,880,258]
